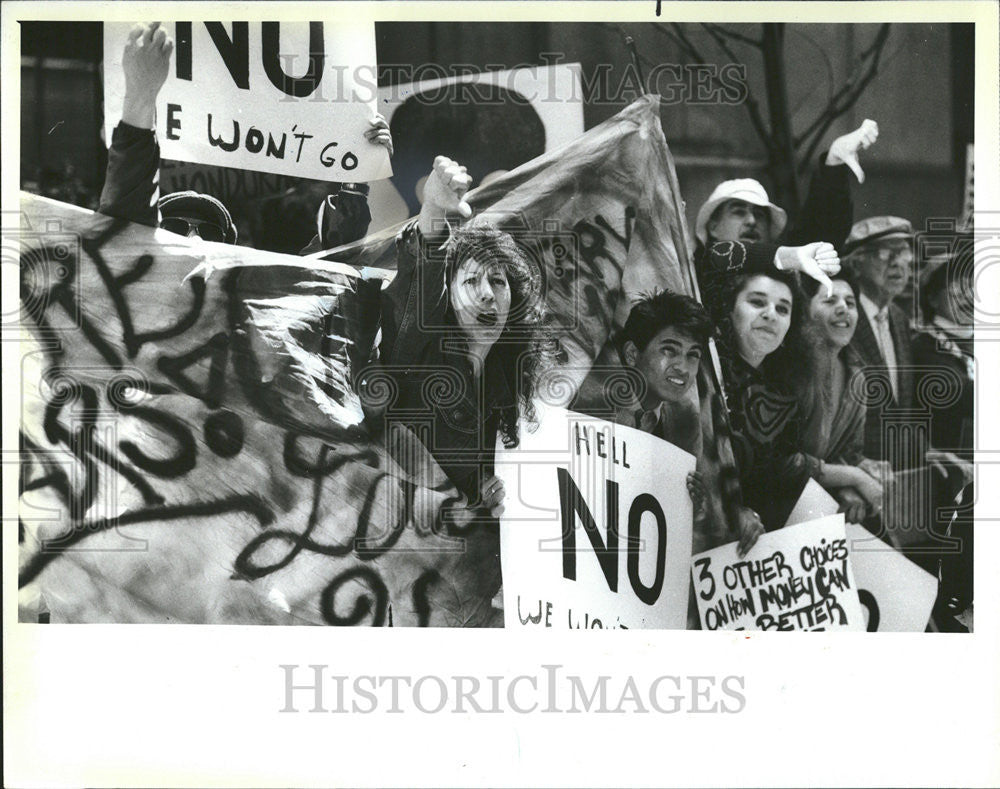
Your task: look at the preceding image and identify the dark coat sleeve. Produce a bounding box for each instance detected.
[97,122,161,228]
[782,152,854,253]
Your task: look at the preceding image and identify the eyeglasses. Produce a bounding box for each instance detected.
[873,243,912,263]
[160,216,226,243]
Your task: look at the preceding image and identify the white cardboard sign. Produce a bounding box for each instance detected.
[691,514,865,631]
[497,404,694,630]
[785,479,938,632]
[103,22,391,182]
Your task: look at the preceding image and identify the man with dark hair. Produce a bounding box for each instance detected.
[612,290,713,452]
[574,289,711,455]
[574,290,763,557]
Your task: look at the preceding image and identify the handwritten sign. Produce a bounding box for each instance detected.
[103,22,391,182]
[785,479,938,632]
[497,404,694,629]
[691,515,865,631]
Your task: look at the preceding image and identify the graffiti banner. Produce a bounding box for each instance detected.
[17,194,498,626]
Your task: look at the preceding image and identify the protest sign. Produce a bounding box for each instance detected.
[690,515,865,631]
[497,404,695,629]
[155,64,584,241]
[103,22,391,182]
[365,63,586,232]
[785,479,938,632]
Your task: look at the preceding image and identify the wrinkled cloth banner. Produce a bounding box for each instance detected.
[18,96,727,626]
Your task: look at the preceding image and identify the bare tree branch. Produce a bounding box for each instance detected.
[655,23,776,157]
[794,23,892,168]
[761,24,801,210]
[702,23,763,49]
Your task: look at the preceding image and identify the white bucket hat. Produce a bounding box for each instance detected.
[694,178,788,245]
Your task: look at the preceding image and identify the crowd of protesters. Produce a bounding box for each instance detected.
[88,23,974,631]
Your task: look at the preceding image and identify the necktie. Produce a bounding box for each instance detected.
[873,311,898,400]
[636,408,658,434]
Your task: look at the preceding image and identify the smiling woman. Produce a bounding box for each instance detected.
[699,242,831,531]
[800,273,887,523]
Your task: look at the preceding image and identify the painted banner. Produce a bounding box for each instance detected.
[497,404,695,629]
[103,22,391,182]
[690,515,865,631]
[785,479,938,632]
[18,96,706,626]
[17,194,497,626]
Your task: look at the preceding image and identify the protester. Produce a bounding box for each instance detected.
[358,155,554,516]
[800,272,887,523]
[98,22,390,250]
[699,239,842,530]
[693,119,878,255]
[842,216,917,467]
[913,244,974,459]
[590,289,777,555]
[577,290,712,451]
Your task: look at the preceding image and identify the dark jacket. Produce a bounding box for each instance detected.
[784,154,855,253]
[912,325,974,460]
[848,302,917,466]
[359,221,514,502]
[98,122,160,227]
[697,239,821,529]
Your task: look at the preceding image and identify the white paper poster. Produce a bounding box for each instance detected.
[364,63,586,232]
[497,404,694,629]
[103,21,391,182]
[785,479,938,632]
[691,514,865,631]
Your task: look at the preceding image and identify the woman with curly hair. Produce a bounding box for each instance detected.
[699,239,843,531]
[360,156,553,516]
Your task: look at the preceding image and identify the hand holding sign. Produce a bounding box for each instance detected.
[364,114,394,158]
[827,119,879,183]
[122,22,174,130]
[479,474,506,518]
[834,487,867,524]
[736,507,765,558]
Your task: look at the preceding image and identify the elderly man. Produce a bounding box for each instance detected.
[843,216,916,467]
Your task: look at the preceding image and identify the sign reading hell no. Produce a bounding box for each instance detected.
[497,404,695,630]
[103,22,392,182]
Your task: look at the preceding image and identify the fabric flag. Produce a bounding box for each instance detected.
[18,94,722,626]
